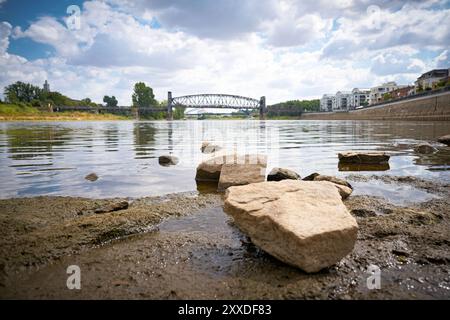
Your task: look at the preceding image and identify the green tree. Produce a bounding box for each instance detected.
[382,93,392,101]
[103,95,118,107]
[132,82,156,108]
[4,81,42,103]
[173,107,185,120]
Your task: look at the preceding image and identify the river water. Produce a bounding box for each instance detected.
[0,120,449,199]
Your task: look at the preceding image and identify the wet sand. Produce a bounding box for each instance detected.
[0,175,449,299]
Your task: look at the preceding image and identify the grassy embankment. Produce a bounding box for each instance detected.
[0,104,129,121]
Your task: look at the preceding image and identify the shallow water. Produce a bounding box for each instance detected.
[0,120,449,199]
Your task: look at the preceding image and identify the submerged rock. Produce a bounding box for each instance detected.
[302,173,353,199]
[338,152,390,164]
[224,180,358,273]
[267,167,301,181]
[85,173,99,182]
[195,154,267,182]
[218,164,266,191]
[159,155,179,166]
[437,135,450,146]
[201,142,222,154]
[414,143,437,154]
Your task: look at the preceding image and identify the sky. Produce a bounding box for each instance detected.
[0,0,449,105]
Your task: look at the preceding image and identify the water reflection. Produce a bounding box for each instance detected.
[338,163,391,172]
[0,120,449,199]
[133,122,156,159]
[6,126,72,161]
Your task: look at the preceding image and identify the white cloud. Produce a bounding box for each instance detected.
[0,0,449,105]
[0,21,11,54]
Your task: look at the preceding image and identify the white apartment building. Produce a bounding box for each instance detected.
[369,82,408,105]
[334,91,352,111]
[415,69,450,90]
[320,94,334,112]
[350,88,370,109]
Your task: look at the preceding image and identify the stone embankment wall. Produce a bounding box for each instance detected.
[301,92,450,121]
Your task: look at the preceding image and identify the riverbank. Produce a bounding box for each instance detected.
[0,104,129,121]
[1,175,449,299]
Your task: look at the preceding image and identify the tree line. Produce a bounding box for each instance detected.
[1,81,185,119]
[267,99,320,117]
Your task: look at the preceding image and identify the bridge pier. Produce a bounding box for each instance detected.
[167,91,173,121]
[131,107,139,120]
[259,96,266,120]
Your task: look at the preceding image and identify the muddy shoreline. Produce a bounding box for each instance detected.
[0,175,449,299]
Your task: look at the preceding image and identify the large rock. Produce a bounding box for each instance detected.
[437,135,450,146]
[267,167,301,181]
[195,154,267,182]
[201,142,222,154]
[338,152,390,164]
[218,164,266,191]
[224,180,358,273]
[302,173,353,199]
[414,143,437,154]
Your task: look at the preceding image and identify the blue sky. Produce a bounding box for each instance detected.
[0,0,83,59]
[0,0,449,105]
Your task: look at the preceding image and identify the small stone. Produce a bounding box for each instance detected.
[85,173,99,182]
[414,143,437,154]
[94,201,129,214]
[267,167,301,181]
[158,155,179,166]
[302,173,353,199]
[437,134,450,146]
[338,152,390,164]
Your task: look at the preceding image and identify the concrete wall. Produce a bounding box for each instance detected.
[301,92,450,121]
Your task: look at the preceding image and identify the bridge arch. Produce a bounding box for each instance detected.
[167,92,266,120]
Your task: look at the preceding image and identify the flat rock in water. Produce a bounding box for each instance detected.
[338,152,390,164]
[414,143,437,154]
[195,154,267,182]
[437,135,450,146]
[224,180,358,273]
[267,167,301,181]
[218,164,266,191]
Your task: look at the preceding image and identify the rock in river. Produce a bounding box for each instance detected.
[85,173,99,182]
[338,152,390,164]
[302,173,353,199]
[437,135,450,146]
[224,180,358,273]
[414,143,437,154]
[267,167,301,181]
[195,154,267,182]
[201,142,222,154]
[159,155,179,166]
[218,164,266,191]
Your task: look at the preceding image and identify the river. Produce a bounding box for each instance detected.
[0,120,449,200]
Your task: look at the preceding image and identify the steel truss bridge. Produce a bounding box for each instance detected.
[167,92,266,119]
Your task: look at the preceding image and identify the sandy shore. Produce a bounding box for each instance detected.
[0,175,449,299]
